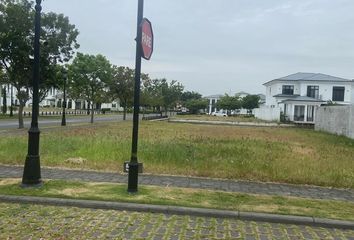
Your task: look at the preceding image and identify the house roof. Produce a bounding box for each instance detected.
[235,91,250,96]
[264,72,352,85]
[280,96,326,103]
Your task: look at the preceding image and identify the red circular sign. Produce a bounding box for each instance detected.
[141,18,153,60]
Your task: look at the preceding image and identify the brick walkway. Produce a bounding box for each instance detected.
[1,165,354,202]
[1,203,353,240]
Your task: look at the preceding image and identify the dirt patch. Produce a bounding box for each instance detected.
[59,188,89,196]
[291,144,314,156]
[0,178,20,186]
[65,157,87,165]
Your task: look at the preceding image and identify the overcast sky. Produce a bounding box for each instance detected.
[44,0,354,96]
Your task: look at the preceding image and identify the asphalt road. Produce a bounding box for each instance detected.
[0,114,133,130]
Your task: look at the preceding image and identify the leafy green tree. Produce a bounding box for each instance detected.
[216,94,241,114]
[69,53,112,123]
[180,91,202,103]
[185,98,208,114]
[107,66,134,120]
[242,95,260,112]
[160,79,184,115]
[106,66,150,120]
[143,79,184,115]
[0,0,79,128]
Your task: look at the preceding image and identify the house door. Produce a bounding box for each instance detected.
[294,105,305,121]
[307,105,314,122]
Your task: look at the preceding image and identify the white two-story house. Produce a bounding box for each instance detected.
[263,72,354,123]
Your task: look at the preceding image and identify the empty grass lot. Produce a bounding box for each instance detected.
[0,121,353,188]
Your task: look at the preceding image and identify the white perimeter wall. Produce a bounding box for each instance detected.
[254,106,281,122]
[315,105,354,139]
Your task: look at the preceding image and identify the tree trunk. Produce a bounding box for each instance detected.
[2,88,7,114]
[18,103,24,129]
[90,101,94,123]
[123,101,127,121]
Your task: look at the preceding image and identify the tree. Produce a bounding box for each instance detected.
[1,87,6,114]
[158,79,184,115]
[185,98,208,114]
[216,94,241,114]
[180,91,202,103]
[0,0,79,128]
[69,53,112,123]
[107,66,134,120]
[242,95,260,113]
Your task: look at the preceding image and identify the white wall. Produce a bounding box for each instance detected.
[254,106,280,122]
[315,105,354,139]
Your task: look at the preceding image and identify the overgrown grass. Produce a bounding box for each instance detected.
[0,121,354,188]
[0,178,353,221]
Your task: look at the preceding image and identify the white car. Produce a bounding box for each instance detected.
[212,111,227,117]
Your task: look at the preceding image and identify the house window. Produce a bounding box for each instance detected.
[294,105,305,121]
[332,87,345,101]
[307,86,319,99]
[282,85,294,95]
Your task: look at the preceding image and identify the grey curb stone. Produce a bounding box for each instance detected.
[0,195,353,230]
[169,119,295,128]
[239,211,313,225]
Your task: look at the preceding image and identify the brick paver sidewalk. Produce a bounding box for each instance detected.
[1,203,353,240]
[1,165,353,202]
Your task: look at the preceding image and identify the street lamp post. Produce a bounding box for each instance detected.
[22,0,43,187]
[61,70,67,126]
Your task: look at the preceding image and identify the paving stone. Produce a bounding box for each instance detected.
[259,234,271,240]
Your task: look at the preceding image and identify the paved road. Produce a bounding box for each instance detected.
[0,114,132,130]
[1,165,354,202]
[1,202,353,239]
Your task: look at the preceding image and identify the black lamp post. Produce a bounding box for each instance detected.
[22,0,43,187]
[61,70,67,126]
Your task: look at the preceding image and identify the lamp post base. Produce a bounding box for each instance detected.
[127,162,139,193]
[22,154,42,186]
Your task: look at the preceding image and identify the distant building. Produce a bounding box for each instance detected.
[204,91,262,115]
[263,72,354,123]
[0,85,122,113]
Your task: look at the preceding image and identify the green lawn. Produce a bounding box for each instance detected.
[1,178,353,221]
[0,121,354,188]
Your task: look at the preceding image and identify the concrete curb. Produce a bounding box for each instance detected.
[0,195,353,230]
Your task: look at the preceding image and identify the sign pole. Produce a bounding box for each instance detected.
[128,0,144,193]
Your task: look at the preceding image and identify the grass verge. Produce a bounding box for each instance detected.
[0,178,353,221]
